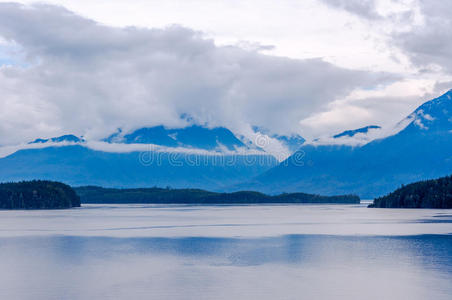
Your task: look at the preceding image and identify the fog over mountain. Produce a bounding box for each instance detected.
[0,2,396,149]
[1,1,452,149]
[1,2,452,300]
[1,1,452,196]
[249,90,452,197]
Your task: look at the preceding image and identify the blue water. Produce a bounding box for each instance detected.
[0,204,451,300]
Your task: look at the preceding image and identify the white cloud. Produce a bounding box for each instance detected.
[393,1,452,75]
[299,0,452,141]
[0,0,450,149]
[298,79,436,139]
[0,140,269,159]
[0,2,393,146]
[0,0,411,72]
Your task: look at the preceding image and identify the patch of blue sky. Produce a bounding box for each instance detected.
[0,43,29,67]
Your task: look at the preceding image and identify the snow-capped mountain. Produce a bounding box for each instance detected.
[309,125,384,146]
[398,89,452,133]
[248,126,305,159]
[104,125,247,151]
[245,89,452,198]
[0,125,277,190]
[102,125,305,158]
[3,89,450,196]
[268,134,305,153]
[9,124,304,160]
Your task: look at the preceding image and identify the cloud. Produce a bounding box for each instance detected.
[0,140,268,159]
[298,78,436,139]
[393,1,452,75]
[312,0,452,139]
[319,0,419,24]
[321,0,452,77]
[319,0,381,19]
[0,3,395,146]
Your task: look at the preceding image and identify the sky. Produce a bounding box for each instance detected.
[0,0,451,146]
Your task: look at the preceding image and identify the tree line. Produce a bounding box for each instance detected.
[0,180,80,209]
[369,175,452,208]
[75,186,360,204]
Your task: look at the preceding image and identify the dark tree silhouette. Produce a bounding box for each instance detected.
[75,186,359,204]
[369,175,452,208]
[0,180,80,209]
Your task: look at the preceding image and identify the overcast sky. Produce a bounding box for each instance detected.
[0,0,451,145]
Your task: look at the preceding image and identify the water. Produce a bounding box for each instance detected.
[0,203,451,300]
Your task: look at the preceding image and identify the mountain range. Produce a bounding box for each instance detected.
[0,89,451,197]
[103,125,246,150]
[0,125,282,190]
[247,89,452,198]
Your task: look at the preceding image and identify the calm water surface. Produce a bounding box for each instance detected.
[0,203,451,300]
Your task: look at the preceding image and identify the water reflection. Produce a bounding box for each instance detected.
[0,234,451,300]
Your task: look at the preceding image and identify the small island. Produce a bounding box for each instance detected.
[0,180,81,209]
[75,186,360,204]
[369,175,452,208]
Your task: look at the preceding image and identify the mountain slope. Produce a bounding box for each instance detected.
[333,125,381,138]
[0,125,279,190]
[250,90,452,198]
[0,145,277,190]
[105,125,246,151]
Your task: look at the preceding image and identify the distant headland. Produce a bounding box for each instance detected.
[75,186,360,205]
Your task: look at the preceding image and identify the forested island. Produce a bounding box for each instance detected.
[75,186,360,204]
[369,175,452,208]
[0,180,81,209]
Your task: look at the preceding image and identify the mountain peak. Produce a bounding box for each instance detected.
[333,125,381,139]
[29,134,85,144]
[253,89,452,198]
[403,89,452,132]
[105,125,246,151]
[251,126,305,153]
